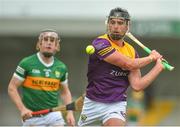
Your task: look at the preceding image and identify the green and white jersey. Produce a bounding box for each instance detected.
[14,52,68,111]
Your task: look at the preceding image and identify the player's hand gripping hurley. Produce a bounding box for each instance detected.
[126,32,174,71]
[23,94,85,121]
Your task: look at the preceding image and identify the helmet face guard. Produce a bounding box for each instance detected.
[107,7,130,40]
[108,11,130,22]
[38,29,60,42]
[36,29,60,52]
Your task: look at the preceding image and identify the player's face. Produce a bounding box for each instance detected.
[108,18,129,40]
[39,32,59,57]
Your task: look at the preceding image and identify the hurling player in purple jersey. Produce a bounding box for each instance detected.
[78,7,164,126]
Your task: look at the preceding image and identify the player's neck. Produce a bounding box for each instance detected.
[39,52,53,64]
[108,35,124,47]
[112,39,124,47]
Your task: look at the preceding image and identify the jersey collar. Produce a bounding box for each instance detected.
[37,52,54,67]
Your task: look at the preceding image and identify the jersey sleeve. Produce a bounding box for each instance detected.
[92,38,115,60]
[14,58,28,81]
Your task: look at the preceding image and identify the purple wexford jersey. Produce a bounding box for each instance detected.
[86,34,138,103]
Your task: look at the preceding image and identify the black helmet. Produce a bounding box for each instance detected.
[108,7,130,21]
[107,7,130,40]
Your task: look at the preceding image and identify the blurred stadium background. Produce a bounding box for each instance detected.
[0,0,180,125]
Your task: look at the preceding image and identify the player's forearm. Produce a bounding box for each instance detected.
[133,56,153,69]
[134,64,163,91]
[61,90,74,114]
[105,51,153,70]
[61,89,72,105]
[119,55,152,70]
[8,84,26,111]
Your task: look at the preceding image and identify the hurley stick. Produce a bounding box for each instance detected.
[126,32,174,71]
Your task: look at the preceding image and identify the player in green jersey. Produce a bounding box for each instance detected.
[8,29,75,126]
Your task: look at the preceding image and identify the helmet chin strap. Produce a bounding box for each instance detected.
[125,24,130,34]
